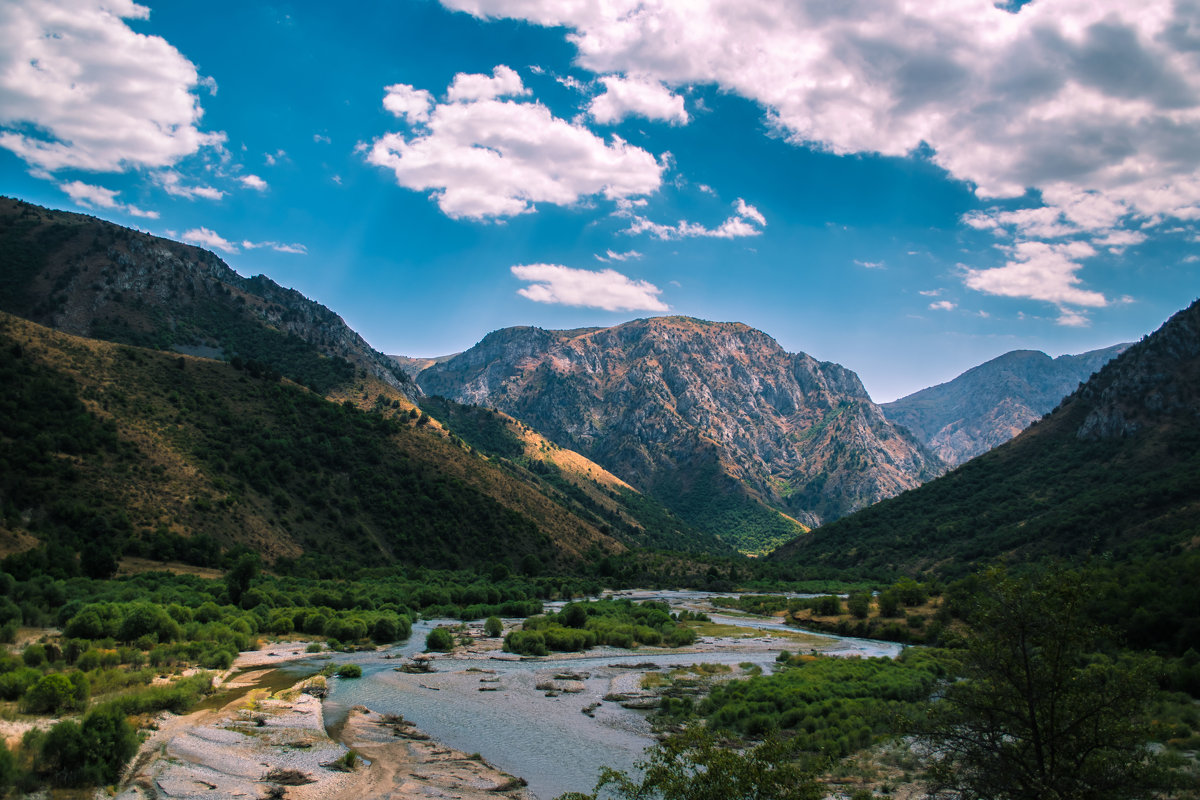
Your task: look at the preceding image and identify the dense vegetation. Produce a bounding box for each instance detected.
[504,598,698,655]
[700,650,946,756]
[647,454,806,556]
[421,394,734,555]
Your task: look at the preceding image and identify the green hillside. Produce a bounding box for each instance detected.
[776,299,1200,579]
[0,312,633,578]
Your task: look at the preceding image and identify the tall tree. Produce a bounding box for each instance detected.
[918,567,1168,800]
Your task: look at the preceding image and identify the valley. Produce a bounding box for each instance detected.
[0,198,1195,799]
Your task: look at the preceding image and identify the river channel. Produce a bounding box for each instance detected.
[276,590,903,800]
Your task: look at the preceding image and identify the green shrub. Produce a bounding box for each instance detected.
[425,627,454,652]
[335,664,362,679]
[484,616,503,637]
[22,673,87,714]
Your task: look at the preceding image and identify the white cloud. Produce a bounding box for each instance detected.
[153,170,224,200]
[588,75,688,125]
[512,263,668,311]
[929,300,957,311]
[0,0,224,172]
[594,249,644,262]
[963,241,1107,308]
[1056,308,1091,327]
[239,174,268,191]
[313,133,331,144]
[241,239,307,254]
[382,84,434,123]
[855,259,885,269]
[264,149,287,166]
[621,197,766,240]
[442,0,1200,313]
[59,179,158,218]
[367,66,664,219]
[184,227,238,254]
[448,65,529,102]
[919,289,942,297]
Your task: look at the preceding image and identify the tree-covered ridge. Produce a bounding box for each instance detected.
[0,196,411,398]
[419,394,735,555]
[0,312,635,575]
[776,298,1200,578]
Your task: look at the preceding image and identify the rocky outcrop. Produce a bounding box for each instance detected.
[416,317,944,530]
[882,345,1127,465]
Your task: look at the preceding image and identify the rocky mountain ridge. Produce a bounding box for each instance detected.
[414,317,945,549]
[0,197,414,399]
[775,297,1200,576]
[882,344,1128,465]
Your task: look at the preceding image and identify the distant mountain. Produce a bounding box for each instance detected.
[882,344,1128,465]
[0,311,730,577]
[0,197,414,399]
[413,317,945,553]
[774,298,1200,577]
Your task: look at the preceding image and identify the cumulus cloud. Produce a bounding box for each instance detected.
[241,239,307,254]
[929,300,957,311]
[239,174,268,191]
[594,249,643,262]
[382,83,434,123]
[59,180,158,218]
[0,0,224,172]
[620,197,766,240]
[511,263,668,311]
[447,64,528,102]
[154,170,224,200]
[588,75,688,124]
[184,227,238,254]
[963,241,1107,308]
[441,0,1200,312]
[367,65,664,219]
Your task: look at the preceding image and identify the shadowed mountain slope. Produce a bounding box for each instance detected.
[0,197,413,399]
[775,298,1200,578]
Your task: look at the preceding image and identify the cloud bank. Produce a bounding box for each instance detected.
[368,65,665,219]
[443,0,1200,316]
[512,263,668,311]
[0,0,223,173]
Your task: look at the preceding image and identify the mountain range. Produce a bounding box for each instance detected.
[1,197,1173,568]
[882,345,1129,466]
[775,297,1200,577]
[411,318,945,552]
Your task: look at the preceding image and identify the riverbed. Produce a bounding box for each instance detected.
[274,590,905,800]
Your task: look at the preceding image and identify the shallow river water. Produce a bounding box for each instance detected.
[278,590,903,800]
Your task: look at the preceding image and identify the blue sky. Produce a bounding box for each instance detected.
[3,0,1199,402]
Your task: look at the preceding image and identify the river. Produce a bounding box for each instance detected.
[277,590,903,800]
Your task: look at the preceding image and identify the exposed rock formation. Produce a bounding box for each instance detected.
[882,345,1127,465]
[415,317,944,535]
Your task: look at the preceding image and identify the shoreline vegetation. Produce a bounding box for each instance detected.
[0,568,1194,797]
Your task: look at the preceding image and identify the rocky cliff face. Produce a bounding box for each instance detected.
[416,317,944,533]
[0,197,414,398]
[882,344,1127,465]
